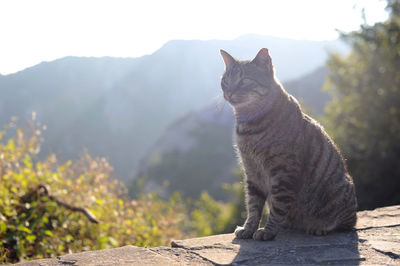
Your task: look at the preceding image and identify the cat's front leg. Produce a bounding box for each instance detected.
[253,168,298,241]
[235,179,266,239]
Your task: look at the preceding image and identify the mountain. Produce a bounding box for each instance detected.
[285,66,329,114]
[0,35,344,181]
[0,56,142,177]
[131,102,237,199]
[133,66,330,199]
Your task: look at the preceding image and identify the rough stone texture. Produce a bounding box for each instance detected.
[16,205,400,265]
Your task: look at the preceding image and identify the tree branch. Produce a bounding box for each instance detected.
[34,184,99,224]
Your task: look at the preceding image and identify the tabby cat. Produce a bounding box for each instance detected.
[220,48,357,241]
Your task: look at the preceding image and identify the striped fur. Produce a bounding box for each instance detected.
[220,48,357,241]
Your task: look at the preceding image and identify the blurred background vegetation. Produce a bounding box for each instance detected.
[1,0,399,263]
[324,0,400,209]
[0,121,244,263]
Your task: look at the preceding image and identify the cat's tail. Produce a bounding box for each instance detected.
[336,195,358,231]
[336,212,357,231]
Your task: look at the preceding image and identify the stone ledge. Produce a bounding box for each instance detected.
[17,205,400,265]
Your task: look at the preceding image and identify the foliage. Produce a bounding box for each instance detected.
[0,119,192,264]
[191,170,246,236]
[0,117,249,264]
[191,192,233,236]
[324,0,400,209]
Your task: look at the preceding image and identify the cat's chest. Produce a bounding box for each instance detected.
[235,130,299,172]
[235,132,271,175]
[235,130,271,159]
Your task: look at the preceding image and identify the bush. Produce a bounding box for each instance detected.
[323,0,400,209]
[0,119,192,263]
[0,117,246,264]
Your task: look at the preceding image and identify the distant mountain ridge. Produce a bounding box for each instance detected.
[0,35,344,180]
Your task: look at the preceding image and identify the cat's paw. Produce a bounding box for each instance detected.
[252,228,277,241]
[234,226,254,239]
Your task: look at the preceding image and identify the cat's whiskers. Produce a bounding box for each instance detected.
[214,94,227,114]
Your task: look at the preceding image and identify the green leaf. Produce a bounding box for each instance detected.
[44,230,54,237]
[108,237,118,246]
[0,222,6,234]
[26,235,36,243]
[6,138,15,151]
[65,234,74,242]
[17,225,32,234]
[23,154,32,168]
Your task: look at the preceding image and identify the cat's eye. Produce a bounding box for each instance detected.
[238,79,248,87]
[238,79,257,90]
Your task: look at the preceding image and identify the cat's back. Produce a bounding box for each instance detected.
[300,113,347,182]
[292,113,358,230]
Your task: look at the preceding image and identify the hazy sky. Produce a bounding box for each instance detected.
[0,0,388,75]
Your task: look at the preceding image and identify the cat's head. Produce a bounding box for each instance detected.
[220,48,275,107]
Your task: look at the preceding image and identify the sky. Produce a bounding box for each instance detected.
[0,0,389,75]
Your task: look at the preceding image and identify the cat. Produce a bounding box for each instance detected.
[220,48,357,241]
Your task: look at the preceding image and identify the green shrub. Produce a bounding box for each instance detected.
[0,117,246,264]
[323,0,400,209]
[0,120,192,263]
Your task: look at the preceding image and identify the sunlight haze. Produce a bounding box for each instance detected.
[0,0,388,74]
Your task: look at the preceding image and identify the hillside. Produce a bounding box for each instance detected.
[133,66,330,199]
[0,35,345,180]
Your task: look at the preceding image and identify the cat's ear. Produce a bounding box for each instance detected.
[220,49,237,70]
[252,48,273,72]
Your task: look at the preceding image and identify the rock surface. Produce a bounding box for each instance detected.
[17,205,400,265]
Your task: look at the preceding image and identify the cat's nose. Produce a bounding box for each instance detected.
[224,91,232,100]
